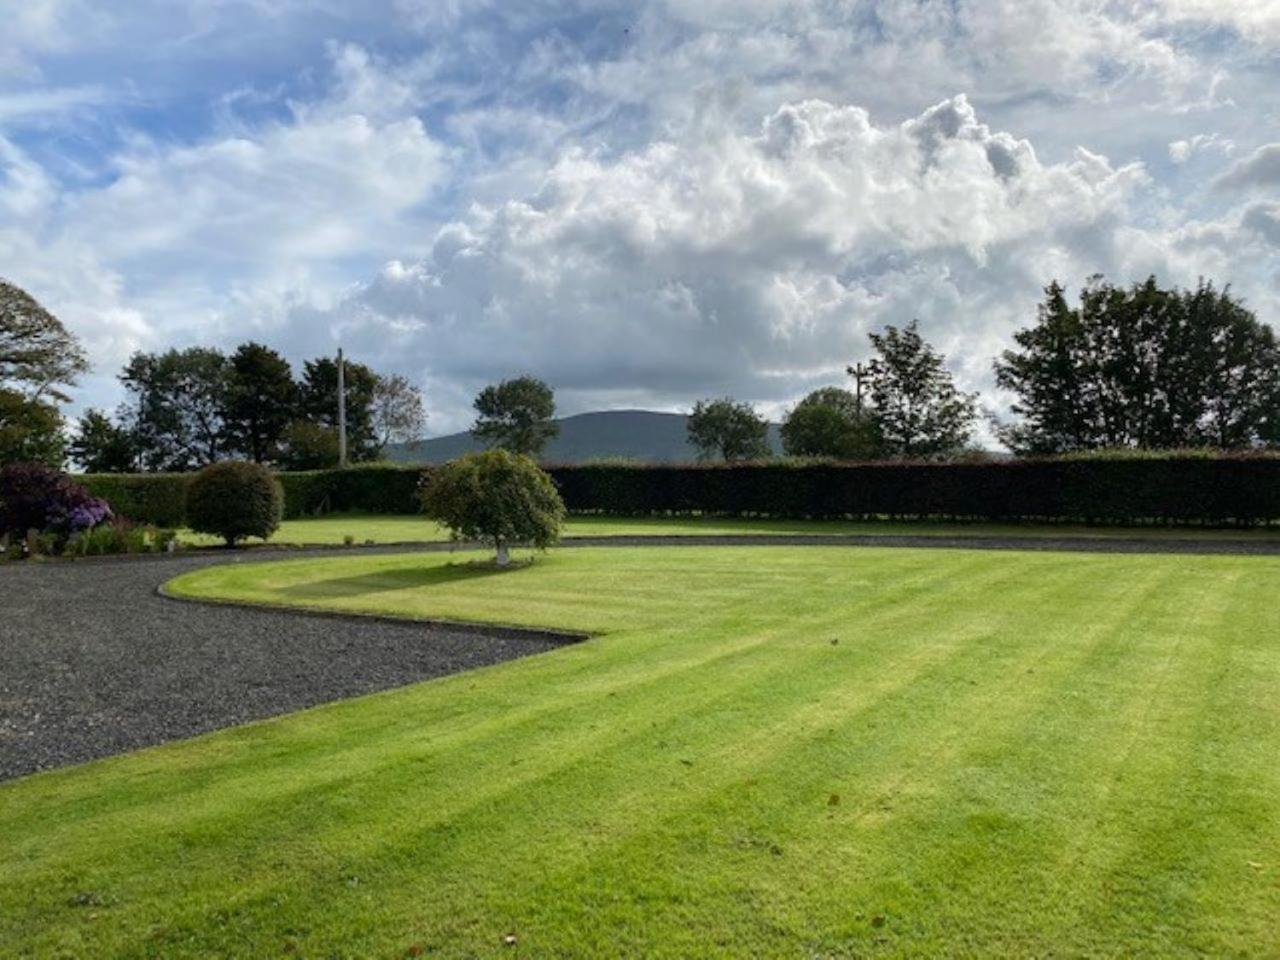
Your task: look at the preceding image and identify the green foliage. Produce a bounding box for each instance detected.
[780,387,880,459]
[686,398,770,461]
[278,420,340,470]
[419,450,565,561]
[0,388,65,466]
[185,460,283,546]
[77,473,190,526]
[471,376,559,457]
[224,343,297,463]
[864,320,977,458]
[68,408,136,472]
[120,347,231,471]
[298,356,380,462]
[996,276,1280,453]
[0,279,88,401]
[64,518,168,557]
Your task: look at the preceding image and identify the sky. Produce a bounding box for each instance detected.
[2,0,1278,437]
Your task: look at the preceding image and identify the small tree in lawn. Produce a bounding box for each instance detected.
[686,398,770,461]
[419,450,565,566]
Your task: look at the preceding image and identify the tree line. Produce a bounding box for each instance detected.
[0,280,426,472]
[2,274,1278,471]
[684,276,1280,462]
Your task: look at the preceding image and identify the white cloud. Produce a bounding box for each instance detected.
[314,96,1163,432]
[1157,0,1280,46]
[1213,143,1280,191]
[1168,132,1233,163]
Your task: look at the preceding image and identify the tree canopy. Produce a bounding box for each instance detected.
[471,376,559,457]
[0,280,87,402]
[864,320,977,458]
[995,277,1280,453]
[419,449,565,565]
[687,398,770,461]
[780,387,880,459]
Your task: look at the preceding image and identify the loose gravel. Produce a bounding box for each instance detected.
[0,549,576,782]
[4,532,1277,782]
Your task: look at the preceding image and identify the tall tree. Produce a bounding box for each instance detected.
[780,387,881,459]
[0,389,65,466]
[471,376,559,457]
[687,398,770,461]
[224,342,297,462]
[298,356,380,461]
[371,374,427,453]
[864,320,977,458]
[995,276,1280,453]
[0,279,88,401]
[120,347,230,471]
[69,408,138,473]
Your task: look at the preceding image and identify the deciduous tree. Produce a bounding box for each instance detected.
[780,387,880,459]
[0,280,87,401]
[687,398,770,461]
[865,320,977,458]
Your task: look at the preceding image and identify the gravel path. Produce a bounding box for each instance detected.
[0,550,577,782]
[4,532,1277,782]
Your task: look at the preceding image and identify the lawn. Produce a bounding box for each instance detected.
[178,511,1280,547]
[3,546,1279,957]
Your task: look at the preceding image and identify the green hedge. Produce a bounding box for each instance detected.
[79,455,1280,528]
[76,472,191,527]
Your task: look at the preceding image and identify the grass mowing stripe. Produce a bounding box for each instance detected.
[4,547,1279,957]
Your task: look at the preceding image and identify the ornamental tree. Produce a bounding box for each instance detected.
[185,460,283,547]
[419,449,565,566]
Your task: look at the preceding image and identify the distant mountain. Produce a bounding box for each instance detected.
[385,409,783,465]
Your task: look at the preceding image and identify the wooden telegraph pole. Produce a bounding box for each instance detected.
[846,361,871,412]
[337,348,348,468]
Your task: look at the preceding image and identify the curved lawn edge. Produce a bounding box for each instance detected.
[157,577,592,645]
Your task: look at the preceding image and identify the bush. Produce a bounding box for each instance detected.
[0,463,112,540]
[186,460,283,546]
[420,450,566,565]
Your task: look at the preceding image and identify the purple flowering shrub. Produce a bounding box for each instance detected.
[0,463,113,540]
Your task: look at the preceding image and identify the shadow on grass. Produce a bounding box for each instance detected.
[278,560,525,600]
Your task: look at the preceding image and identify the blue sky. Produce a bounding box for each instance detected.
[2,0,1278,435]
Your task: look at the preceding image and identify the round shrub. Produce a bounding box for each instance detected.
[186,460,283,547]
[0,463,112,540]
[419,450,565,565]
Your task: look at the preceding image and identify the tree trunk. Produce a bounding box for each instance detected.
[495,540,510,567]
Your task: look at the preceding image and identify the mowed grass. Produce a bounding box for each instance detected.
[178,511,1280,547]
[4,547,1280,957]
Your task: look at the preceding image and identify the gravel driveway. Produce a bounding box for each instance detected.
[0,549,576,782]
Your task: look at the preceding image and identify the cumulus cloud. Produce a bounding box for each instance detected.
[3,0,1279,433]
[312,95,1158,431]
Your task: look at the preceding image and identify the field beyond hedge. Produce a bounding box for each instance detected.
[4,546,1278,957]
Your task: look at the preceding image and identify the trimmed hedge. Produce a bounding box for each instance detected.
[78,455,1280,528]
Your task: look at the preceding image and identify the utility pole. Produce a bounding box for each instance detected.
[337,347,348,468]
[846,362,871,413]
